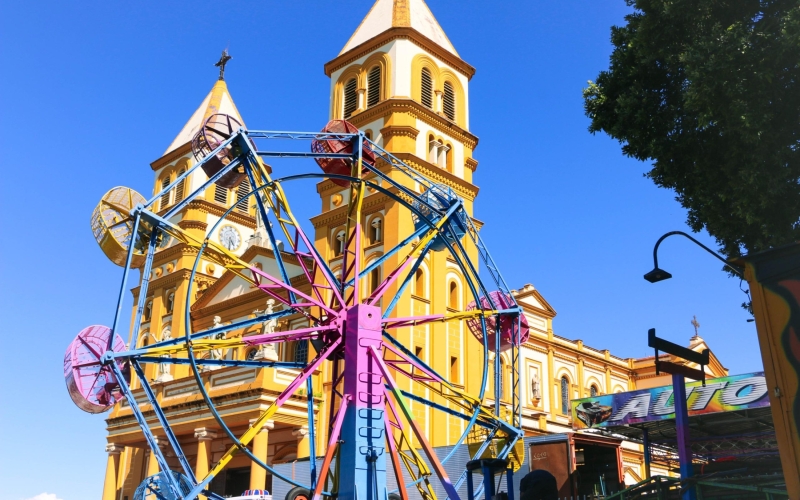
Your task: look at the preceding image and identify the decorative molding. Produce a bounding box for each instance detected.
[107,387,317,434]
[465,157,479,172]
[311,191,392,229]
[380,125,420,141]
[388,153,479,198]
[191,274,308,318]
[180,199,256,229]
[151,435,168,448]
[249,419,275,433]
[190,245,312,311]
[178,220,208,231]
[151,143,192,171]
[194,428,218,441]
[325,27,476,79]
[292,425,309,439]
[348,98,478,149]
[105,443,123,455]
[132,269,213,299]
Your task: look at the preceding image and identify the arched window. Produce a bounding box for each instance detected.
[369,218,382,244]
[590,385,598,397]
[333,230,345,257]
[367,66,381,107]
[294,340,309,363]
[175,168,186,203]
[414,268,425,297]
[369,267,381,295]
[159,176,171,211]
[561,377,570,414]
[236,177,251,213]
[443,81,456,120]
[364,130,372,141]
[343,78,358,118]
[420,68,433,108]
[448,281,458,309]
[143,300,152,322]
[214,184,228,205]
[165,292,174,314]
[138,331,151,348]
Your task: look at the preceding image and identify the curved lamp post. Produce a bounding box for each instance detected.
[644,231,743,283]
[642,231,745,500]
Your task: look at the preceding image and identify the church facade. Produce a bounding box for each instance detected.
[100,1,728,498]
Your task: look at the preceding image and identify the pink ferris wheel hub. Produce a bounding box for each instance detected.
[64,325,129,414]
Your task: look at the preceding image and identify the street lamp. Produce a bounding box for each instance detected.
[644,231,743,283]
[642,230,745,500]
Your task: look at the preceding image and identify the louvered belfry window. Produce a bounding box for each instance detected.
[159,176,171,211]
[367,66,381,107]
[174,168,186,203]
[421,68,433,108]
[214,184,228,205]
[236,177,251,213]
[443,81,455,120]
[343,78,358,118]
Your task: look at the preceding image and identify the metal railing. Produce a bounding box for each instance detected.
[601,475,789,500]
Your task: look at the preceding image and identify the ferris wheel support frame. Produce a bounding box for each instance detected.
[93,127,524,500]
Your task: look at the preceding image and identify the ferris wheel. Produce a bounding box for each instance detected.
[65,115,528,500]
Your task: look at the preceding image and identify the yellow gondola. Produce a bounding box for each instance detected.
[90,186,147,267]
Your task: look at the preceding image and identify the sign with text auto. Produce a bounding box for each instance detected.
[571,372,769,430]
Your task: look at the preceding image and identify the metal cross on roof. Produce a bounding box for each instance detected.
[215,49,232,80]
[691,315,700,336]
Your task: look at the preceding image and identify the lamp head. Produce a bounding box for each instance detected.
[644,267,672,283]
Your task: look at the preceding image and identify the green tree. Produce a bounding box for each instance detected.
[584,0,800,259]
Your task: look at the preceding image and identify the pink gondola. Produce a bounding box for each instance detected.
[311,120,376,187]
[466,291,530,352]
[64,325,129,413]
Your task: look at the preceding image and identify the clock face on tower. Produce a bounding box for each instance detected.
[219,225,241,251]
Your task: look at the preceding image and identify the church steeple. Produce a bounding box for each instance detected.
[324,0,477,189]
[162,79,245,156]
[339,0,459,56]
[149,71,254,262]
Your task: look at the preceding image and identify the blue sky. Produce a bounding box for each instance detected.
[0,2,761,499]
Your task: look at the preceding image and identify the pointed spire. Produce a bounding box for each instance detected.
[163,79,245,156]
[340,0,458,56]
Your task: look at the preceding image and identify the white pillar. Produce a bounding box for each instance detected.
[357,88,367,113]
[438,144,450,169]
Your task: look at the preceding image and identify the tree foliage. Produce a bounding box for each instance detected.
[584,0,800,259]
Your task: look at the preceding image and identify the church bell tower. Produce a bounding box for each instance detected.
[314,0,483,446]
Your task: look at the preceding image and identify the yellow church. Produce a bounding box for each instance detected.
[98,1,729,498]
